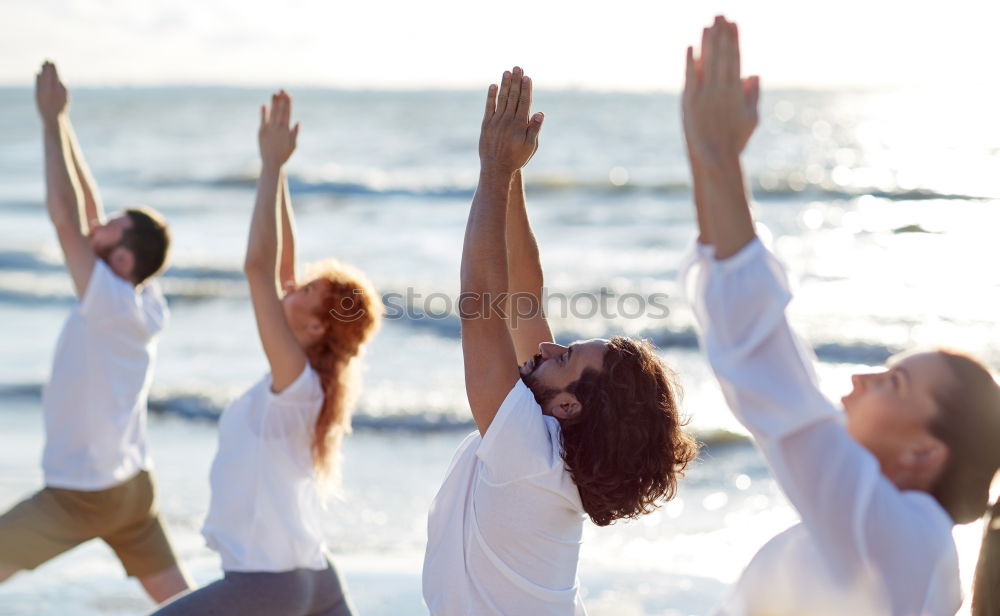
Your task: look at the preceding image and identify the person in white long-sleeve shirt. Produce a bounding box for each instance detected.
[680,16,1000,616]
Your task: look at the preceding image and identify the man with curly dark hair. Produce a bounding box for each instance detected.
[422,66,698,615]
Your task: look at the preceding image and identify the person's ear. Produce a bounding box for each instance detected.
[109,246,136,283]
[897,436,949,487]
[306,316,327,342]
[548,391,582,420]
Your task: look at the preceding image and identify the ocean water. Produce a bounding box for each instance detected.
[0,86,997,615]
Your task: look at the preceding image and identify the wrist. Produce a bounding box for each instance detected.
[479,165,516,186]
[690,143,741,171]
[260,159,284,175]
[41,114,63,131]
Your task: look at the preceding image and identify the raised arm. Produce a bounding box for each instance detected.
[36,61,96,297]
[505,169,553,364]
[243,91,307,392]
[461,66,544,435]
[65,119,105,229]
[681,19,957,594]
[278,171,297,293]
[682,16,759,258]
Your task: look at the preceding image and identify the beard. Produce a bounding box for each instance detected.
[520,353,562,411]
[93,240,117,262]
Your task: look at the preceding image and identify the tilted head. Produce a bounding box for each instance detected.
[843,349,1000,521]
[844,349,1000,616]
[520,336,698,526]
[282,259,382,486]
[89,207,171,285]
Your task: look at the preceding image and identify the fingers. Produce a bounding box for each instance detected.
[730,22,742,83]
[496,70,513,117]
[279,91,291,128]
[684,46,697,97]
[263,90,292,129]
[744,75,760,116]
[504,66,523,119]
[525,112,544,144]
[703,16,741,86]
[40,61,56,81]
[717,20,733,84]
[710,17,727,86]
[700,27,712,86]
[291,122,300,146]
[515,74,531,122]
[273,91,286,128]
[483,83,497,124]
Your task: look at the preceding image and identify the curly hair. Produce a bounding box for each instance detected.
[300,259,382,489]
[557,336,698,526]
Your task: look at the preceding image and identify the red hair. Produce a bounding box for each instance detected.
[301,259,381,489]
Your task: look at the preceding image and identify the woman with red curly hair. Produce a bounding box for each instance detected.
[154,91,380,616]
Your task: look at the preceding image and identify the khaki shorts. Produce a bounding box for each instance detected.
[0,470,179,578]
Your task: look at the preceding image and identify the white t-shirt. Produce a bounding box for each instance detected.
[683,238,962,616]
[202,365,328,572]
[42,259,168,491]
[423,380,588,616]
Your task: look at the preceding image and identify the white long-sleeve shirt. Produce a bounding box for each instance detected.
[683,238,962,616]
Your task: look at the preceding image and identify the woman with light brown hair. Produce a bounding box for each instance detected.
[682,16,1000,616]
[153,91,380,616]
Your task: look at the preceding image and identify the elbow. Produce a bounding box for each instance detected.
[460,266,496,296]
[243,255,268,277]
[49,212,81,235]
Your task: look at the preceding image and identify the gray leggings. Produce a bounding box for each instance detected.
[151,561,354,616]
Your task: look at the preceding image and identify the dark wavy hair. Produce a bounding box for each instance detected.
[557,336,698,526]
[926,350,1000,616]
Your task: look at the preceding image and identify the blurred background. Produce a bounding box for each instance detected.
[1,1,998,614]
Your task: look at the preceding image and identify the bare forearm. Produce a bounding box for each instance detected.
[461,170,512,296]
[688,146,713,245]
[504,170,553,359]
[245,162,282,278]
[43,117,84,231]
[278,172,296,287]
[65,119,103,230]
[698,152,755,259]
[505,170,543,296]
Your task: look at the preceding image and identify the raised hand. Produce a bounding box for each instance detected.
[683,16,759,162]
[36,61,69,125]
[259,90,300,169]
[479,66,544,175]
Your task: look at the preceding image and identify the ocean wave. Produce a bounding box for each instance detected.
[0,381,747,446]
[0,250,63,273]
[136,172,994,203]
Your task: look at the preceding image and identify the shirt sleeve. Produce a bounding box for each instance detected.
[476,380,562,485]
[79,259,132,321]
[683,237,957,587]
[257,365,326,439]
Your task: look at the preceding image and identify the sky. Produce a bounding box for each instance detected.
[1,0,997,91]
